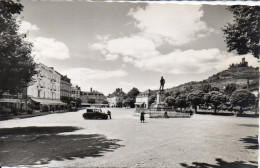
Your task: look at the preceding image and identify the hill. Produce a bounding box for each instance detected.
[165,66,259,94]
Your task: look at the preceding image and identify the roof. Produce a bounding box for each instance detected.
[138,89,156,97]
[108,88,126,98]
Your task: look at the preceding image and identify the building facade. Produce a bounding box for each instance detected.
[27,63,61,100]
[0,89,27,115]
[27,63,65,111]
[80,88,106,105]
[60,75,72,104]
[71,85,81,99]
[107,88,126,107]
[135,89,155,109]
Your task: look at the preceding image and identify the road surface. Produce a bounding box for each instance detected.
[0,108,258,167]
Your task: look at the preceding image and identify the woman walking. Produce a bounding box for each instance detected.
[140,111,145,123]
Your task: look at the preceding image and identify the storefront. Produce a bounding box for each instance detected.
[0,98,27,116]
[28,97,66,112]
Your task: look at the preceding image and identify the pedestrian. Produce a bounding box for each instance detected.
[140,111,145,123]
[164,111,168,118]
[107,110,111,119]
[189,110,193,116]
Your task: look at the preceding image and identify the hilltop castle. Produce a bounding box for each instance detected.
[229,57,248,68]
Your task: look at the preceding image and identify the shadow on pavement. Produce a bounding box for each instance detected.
[196,112,234,116]
[180,158,257,168]
[238,124,258,128]
[239,135,259,150]
[0,126,123,166]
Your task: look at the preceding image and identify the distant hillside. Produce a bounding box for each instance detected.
[165,66,259,94]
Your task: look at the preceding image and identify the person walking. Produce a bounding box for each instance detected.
[107,110,111,119]
[164,111,168,118]
[140,111,145,123]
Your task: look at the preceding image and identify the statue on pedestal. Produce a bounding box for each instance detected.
[159,76,165,91]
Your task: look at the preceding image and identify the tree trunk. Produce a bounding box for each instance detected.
[214,105,217,113]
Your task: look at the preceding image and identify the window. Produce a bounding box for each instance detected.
[38,90,40,97]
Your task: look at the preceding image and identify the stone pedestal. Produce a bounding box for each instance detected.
[156,90,165,105]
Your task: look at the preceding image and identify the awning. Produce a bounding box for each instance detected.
[29,97,66,105]
[134,102,144,105]
[0,98,21,103]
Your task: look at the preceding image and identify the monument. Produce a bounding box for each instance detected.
[153,76,167,108]
[149,76,190,118]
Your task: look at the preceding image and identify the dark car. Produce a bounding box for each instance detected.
[83,108,108,119]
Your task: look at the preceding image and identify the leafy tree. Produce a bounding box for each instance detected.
[175,94,188,111]
[222,6,260,58]
[0,1,37,97]
[148,95,156,106]
[186,90,205,113]
[75,98,82,107]
[173,91,181,98]
[204,91,227,113]
[224,83,237,96]
[127,87,140,98]
[166,96,175,107]
[123,98,135,108]
[211,86,220,92]
[230,89,255,114]
[165,92,172,97]
[201,84,212,93]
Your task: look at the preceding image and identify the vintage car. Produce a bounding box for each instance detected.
[82,108,108,119]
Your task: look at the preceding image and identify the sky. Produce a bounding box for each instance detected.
[20,1,259,95]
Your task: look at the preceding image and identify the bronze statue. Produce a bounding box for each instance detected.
[159,76,165,90]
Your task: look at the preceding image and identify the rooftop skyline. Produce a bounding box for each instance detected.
[20,1,259,95]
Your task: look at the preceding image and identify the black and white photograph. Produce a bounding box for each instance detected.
[0,0,259,167]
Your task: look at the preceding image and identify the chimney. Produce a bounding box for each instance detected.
[90,87,92,92]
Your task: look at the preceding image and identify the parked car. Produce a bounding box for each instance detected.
[83,108,108,119]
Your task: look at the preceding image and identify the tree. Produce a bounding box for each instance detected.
[166,96,175,107]
[175,94,188,111]
[224,83,237,96]
[173,91,181,98]
[204,91,227,113]
[230,89,255,114]
[211,86,220,92]
[165,92,171,97]
[0,1,37,97]
[201,84,212,93]
[148,95,156,106]
[186,90,205,113]
[127,87,140,98]
[75,98,82,107]
[222,6,260,58]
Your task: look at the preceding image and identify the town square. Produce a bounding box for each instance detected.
[0,0,259,167]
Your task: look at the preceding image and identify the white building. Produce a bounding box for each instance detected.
[71,85,81,99]
[107,88,125,107]
[27,63,61,99]
[135,89,155,109]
